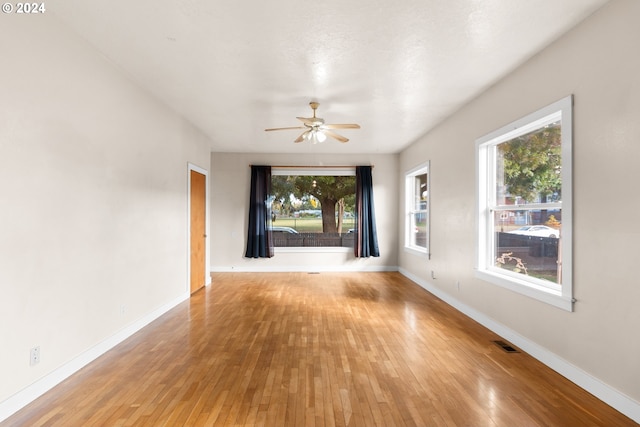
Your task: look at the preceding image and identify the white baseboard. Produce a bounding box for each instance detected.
[398,268,640,424]
[0,292,190,423]
[211,265,399,273]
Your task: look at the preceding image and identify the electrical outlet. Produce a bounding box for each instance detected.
[456,281,460,291]
[30,346,40,366]
[119,304,126,315]
[431,270,436,280]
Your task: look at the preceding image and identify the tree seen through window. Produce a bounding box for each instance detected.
[270,175,356,247]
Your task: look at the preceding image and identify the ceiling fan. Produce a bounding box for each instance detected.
[265,101,360,143]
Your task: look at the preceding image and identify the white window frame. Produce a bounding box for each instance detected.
[404,162,430,257]
[475,96,573,311]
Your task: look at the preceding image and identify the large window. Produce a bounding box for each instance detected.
[405,162,430,256]
[270,168,355,249]
[476,96,573,311]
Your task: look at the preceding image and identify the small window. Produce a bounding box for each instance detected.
[476,96,573,311]
[405,162,430,256]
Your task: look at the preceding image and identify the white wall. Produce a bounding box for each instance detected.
[0,15,211,415]
[399,0,640,415]
[210,152,398,271]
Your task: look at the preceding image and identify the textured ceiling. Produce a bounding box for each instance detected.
[52,0,609,154]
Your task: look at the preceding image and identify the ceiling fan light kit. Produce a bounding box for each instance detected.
[304,129,327,144]
[265,101,360,144]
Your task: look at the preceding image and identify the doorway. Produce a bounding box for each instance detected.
[189,165,208,294]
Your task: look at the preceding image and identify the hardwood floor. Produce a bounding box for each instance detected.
[3,272,636,426]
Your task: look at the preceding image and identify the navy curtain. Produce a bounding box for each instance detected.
[245,165,274,258]
[354,166,380,257]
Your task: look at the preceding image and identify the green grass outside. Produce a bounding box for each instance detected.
[274,217,355,233]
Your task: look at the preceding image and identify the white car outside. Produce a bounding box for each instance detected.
[268,226,299,234]
[508,225,559,238]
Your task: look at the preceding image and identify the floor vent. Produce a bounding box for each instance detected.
[493,340,520,353]
[307,272,320,274]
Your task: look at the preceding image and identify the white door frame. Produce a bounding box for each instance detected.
[187,162,211,292]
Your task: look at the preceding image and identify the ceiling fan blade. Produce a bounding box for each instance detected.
[323,130,349,143]
[294,131,308,143]
[265,126,306,132]
[322,123,361,129]
[296,116,314,124]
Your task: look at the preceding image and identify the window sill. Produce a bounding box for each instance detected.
[404,246,428,257]
[475,269,573,311]
[274,247,351,254]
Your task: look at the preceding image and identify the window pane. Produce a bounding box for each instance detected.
[411,213,428,248]
[413,173,428,210]
[495,122,562,205]
[493,209,562,285]
[271,174,355,247]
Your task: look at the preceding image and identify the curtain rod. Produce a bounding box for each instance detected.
[269,165,371,169]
